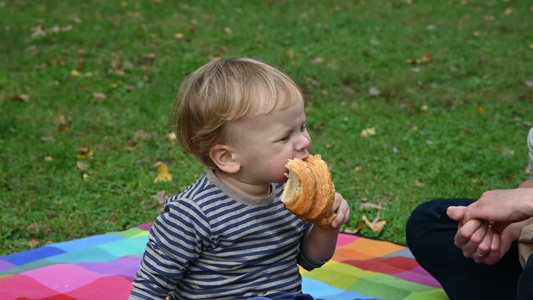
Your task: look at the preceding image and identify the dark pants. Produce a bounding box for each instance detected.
[406,198,530,300]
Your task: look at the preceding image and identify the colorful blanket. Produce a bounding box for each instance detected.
[0,223,447,300]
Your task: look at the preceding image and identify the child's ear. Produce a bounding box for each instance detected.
[209,144,240,173]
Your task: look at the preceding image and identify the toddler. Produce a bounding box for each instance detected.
[130,57,350,300]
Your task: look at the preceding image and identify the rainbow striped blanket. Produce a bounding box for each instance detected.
[0,223,447,300]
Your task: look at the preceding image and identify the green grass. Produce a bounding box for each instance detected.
[1,0,532,255]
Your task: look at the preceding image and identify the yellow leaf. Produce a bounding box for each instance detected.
[154,163,172,183]
[284,50,294,60]
[168,132,177,144]
[71,70,81,77]
[362,214,387,233]
[476,106,486,114]
[56,114,70,132]
[174,33,184,39]
[77,145,93,160]
[360,127,376,137]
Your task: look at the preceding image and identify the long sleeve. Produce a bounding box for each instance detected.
[130,199,210,299]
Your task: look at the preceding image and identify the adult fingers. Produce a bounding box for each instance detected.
[447,206,465,221]
[473,223,493,262]
[454,218,483,247]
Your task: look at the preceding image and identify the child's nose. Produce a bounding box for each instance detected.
[295,134,311,153]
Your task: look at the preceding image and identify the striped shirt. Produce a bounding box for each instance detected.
[130,170,324,300]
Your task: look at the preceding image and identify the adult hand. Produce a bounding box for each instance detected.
[447,206,521,265]
[463,189,533,226]
[454,219,514,265]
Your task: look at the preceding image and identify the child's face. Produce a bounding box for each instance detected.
[229,89,311,185]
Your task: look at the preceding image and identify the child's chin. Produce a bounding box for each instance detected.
[275,174,289,184]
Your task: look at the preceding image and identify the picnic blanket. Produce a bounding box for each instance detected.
[0,223,447,300]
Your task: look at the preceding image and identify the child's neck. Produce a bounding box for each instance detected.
[213,169,271,198]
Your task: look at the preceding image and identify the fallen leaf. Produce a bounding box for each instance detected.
[14,94,30,102]
[500,149,514,156]
[135,129,157,140]
[154,162,172,183]
[40,136,56,143]
[421,53,433,63]
[368,86,381,96]
[224,27,232,33]
[343,222,365,234]
[284,50,294,60]
[143,53,157,61]
[360,203,382,210]
[310,57,324,64]
[29,239,41,248]
[71,70,81,77]
[30,26,46,38]
[44,156,53,162]
[476,106,486,114]
[174,33,184,39]
[92,93,107,102]
[414,181,425,187]
[77,145,93,160]
[56,114,70,132]
[77,161,89,172]
[362,214,387,233]
[360,127,376,137]
[153,190,172,213]
[110,81,122,88]
[168,132,177,144]
[189,19,197,32]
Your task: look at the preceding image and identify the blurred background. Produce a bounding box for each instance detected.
[1,0,532,255]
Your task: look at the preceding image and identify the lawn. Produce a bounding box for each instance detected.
[1,0,532,255]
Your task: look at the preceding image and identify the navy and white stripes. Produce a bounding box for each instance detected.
[130,170,323,300]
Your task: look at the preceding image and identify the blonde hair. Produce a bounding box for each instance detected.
[172,57,302,167]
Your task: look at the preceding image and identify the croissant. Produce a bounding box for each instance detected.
[280,154,336,228]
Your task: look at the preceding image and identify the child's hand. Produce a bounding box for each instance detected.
[330,192,350,229]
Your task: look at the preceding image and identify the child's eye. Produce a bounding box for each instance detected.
[280,135,290,142]
[300,124,307,132]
